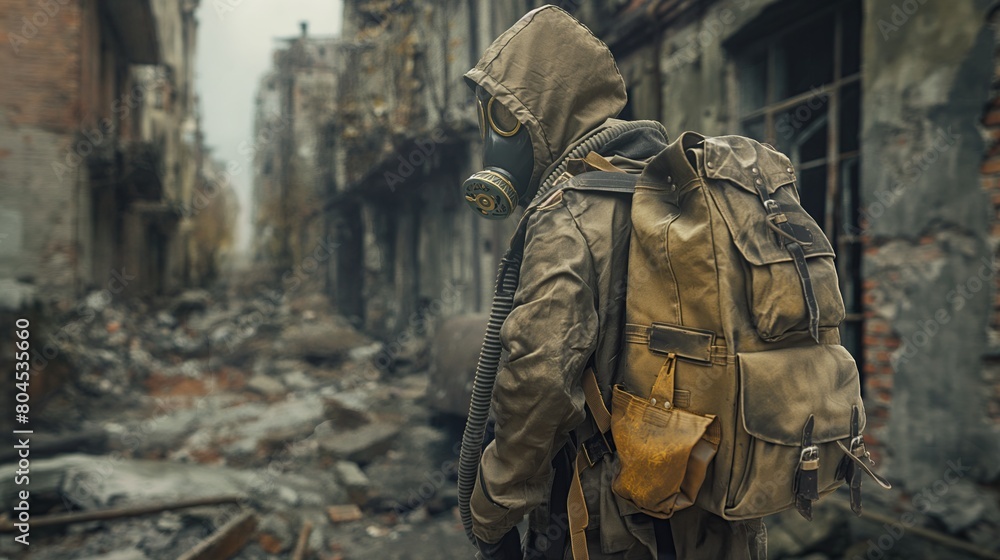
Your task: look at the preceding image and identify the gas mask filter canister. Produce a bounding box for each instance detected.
[462,88,534,219]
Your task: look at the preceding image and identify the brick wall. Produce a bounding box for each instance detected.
[0,0,86,301]
[980,8,1000,424]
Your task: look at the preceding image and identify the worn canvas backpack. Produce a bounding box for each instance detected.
[559,132,890,559]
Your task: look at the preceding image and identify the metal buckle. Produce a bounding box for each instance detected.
[799,445,820,463]
[849,436,874,465]
[763,199,780,213]
[582,433,611,468]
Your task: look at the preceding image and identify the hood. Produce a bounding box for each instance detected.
[464,5,628,202]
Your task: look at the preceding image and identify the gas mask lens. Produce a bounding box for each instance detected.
[487,98,520,137]
[462,89,534,220]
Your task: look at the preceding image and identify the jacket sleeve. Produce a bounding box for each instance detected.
[471,200,600,543]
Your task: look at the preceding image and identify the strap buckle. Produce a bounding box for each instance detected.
[581,431,614,468]
[849,435,874,465]
[799,445,820,463]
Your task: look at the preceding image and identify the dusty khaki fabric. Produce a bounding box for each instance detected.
[465,10,633,548]
[464,6,770,559]
[619,133,859,524]
[463,5,627,199]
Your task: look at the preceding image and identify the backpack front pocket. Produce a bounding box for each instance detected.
[725,344,862,518]
[610,354,721,518]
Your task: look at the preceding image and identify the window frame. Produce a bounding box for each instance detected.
[732,0,864,362]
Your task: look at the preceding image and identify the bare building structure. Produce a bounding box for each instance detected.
[252,3,531,336]
[0,0,233,307]
[0,0,234,417]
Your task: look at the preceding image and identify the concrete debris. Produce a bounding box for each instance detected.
[2,286,472,559]
[246,372,287,397]
[323,395,374,428]
[172,289,213,315]
[327,504,365,524]
[276,325,370,364]
[317,421,402,464]
[334,461,372,505]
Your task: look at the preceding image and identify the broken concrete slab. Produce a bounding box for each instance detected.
[247,373,286,397]
[316,422,402,465]
[334,461,371,505]
[323,396,373,429]
[0,454,254,510]
[275,317,372,363]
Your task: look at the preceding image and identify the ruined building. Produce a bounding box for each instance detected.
[252,3,534,336]
[0,0,235,308]
[251,0,1000,552]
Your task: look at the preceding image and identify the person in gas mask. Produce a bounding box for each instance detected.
[458,5,767,560]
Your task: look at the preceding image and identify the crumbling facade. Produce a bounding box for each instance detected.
[253,2,536,336]
[0,0,234,308]
[0,0,235,426]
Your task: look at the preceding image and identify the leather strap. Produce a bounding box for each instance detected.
[582,369,611,433]
[568,452,591,560]
[649,354,677,408]
[848,406,864,515]
[751,173,821,342]
[562,171,639,195]
[794,415,819,520]
[583,151,626,173]
[836,440,892,490]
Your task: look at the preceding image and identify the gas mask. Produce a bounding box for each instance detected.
[461,86,534,219]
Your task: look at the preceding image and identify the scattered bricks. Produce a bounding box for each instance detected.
[334,461,371,505]
[215,366,248,391]
[259,534,285,555]
[327,504,364,524]
[982,156,1000,176]
[144,373,209,397]
[256,513,295,555]
[188,447,224,465]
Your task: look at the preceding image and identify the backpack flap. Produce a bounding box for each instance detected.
[725,344,863,518]
[695,136,846,342]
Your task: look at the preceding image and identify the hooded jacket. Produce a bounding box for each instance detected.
[464,5,629,203]
[464,6,670,558]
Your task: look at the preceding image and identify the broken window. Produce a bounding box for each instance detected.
[733,0,864,364]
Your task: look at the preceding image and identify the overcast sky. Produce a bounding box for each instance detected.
[196,0,343,255]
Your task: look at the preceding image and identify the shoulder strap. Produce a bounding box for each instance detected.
[562,170,638,194]
[567,368,613,560]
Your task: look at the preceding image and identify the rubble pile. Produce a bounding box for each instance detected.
[0,286,471,559]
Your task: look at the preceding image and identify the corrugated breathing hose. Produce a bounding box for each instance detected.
[457,120,665,543]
